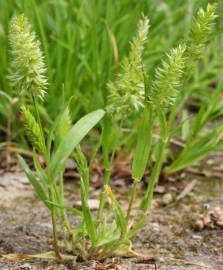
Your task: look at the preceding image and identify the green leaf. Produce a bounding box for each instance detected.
[96,223,120,247]
[46,200,82,216]
[131,107,153,181]
[74,146,89,195]
[101,116,115,152]
[80,179,97,246]
[168,123,223,174]
[0,142,7,149]
[18,155,50,208]
[50,109,105,179]
[57,107,72,140]
[106,186,127,235]
[181,110,190,140]
[33,251,75,260]
[33,151,48,186]
[127,215,146,238]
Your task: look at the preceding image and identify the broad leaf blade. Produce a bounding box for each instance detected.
[132,107,153,181]
[50,109,105,179]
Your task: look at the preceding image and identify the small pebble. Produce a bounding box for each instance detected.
[162,193,173,205]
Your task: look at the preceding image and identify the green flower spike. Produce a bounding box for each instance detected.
[8,14,47,100]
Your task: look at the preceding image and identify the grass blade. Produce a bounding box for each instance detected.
[132,107,153,181]
[50,109,105,179]
[18,155,50,208]
[80,179,97,247]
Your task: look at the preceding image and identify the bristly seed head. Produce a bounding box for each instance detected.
[8,14,47,100]
[21,106,45,154]
[185,3,217,74]
[107,15,149,119]
[150,44,186,111]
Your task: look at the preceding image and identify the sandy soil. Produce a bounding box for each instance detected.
[0,169,222,270]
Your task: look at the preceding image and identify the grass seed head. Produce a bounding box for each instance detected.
[8,14,47,100]
[107,15,149,118]
[151,44,186,111]
[21,106,45,154]
[185,3,217,73]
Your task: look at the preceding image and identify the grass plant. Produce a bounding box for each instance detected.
[4,0,221,262]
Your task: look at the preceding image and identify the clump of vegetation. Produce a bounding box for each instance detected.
[7,2,217,261]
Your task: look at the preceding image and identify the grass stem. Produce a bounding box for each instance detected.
[49,186,61,260]
[126,180,137,222]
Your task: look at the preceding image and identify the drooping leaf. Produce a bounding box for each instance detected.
[33,251,75,260]
[18,155,50,208]
[46,200,82,216]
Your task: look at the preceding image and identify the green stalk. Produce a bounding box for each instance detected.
[31,93,61,259]
[59,173,73,252]
[48,186,61,259]
[141,111,168,212]
[126,180,137,222]
[97,116,114,222]
[127,106,153,222]
[97,153,112,221]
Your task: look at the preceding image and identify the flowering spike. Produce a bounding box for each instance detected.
[185,3,217,73]
[8,14,47,100]
[21,106,45,154]
[107,15,149,118]
[151,44,186,110]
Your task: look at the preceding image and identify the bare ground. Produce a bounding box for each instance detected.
[0,167,222,270]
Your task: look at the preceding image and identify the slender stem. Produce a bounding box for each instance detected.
[6,101,12,169]
[126,180,137,222]
[31,93,61,259]
[97,162,111,221]
[141,141,166,211]
[59,173,64,202]
[97,116,114,222]
[59,173,73,251]
[49,186,61,259]
[141,111,168,212]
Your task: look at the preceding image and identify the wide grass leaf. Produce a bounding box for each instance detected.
[50,109,105,179]
[132,107,153,181]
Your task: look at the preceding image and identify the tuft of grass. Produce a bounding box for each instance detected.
[3,1,223,262]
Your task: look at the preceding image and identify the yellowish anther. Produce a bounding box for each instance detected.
[105,185,113,198]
